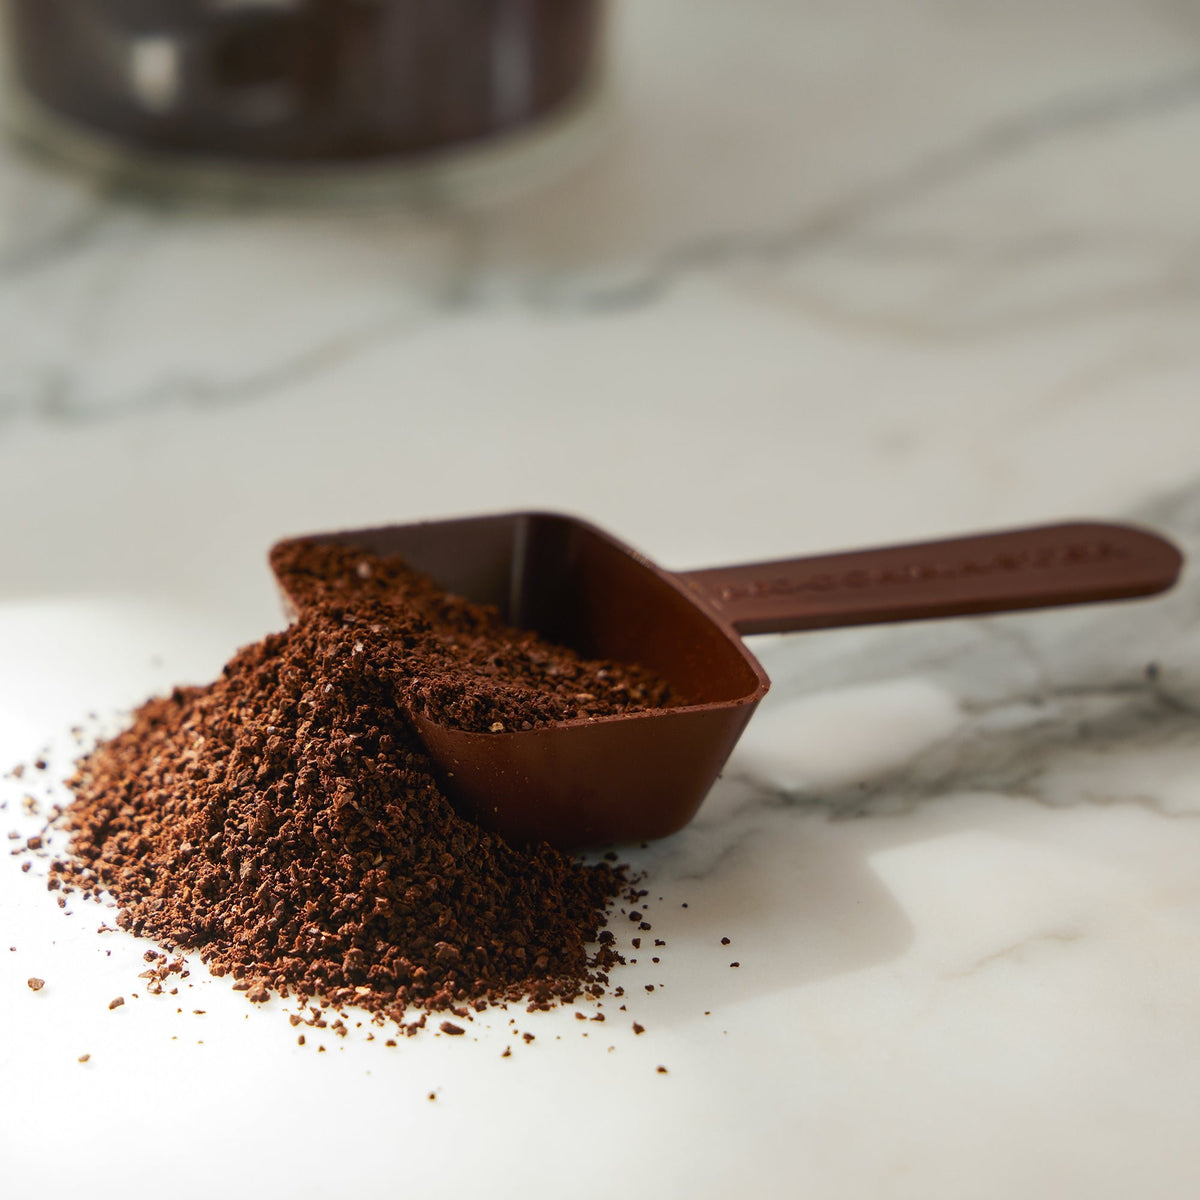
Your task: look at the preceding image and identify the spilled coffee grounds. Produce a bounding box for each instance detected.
[47,540,678,1021]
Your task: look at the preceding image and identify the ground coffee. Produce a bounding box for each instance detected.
[47,540,675,1023]
[271,538,675,731]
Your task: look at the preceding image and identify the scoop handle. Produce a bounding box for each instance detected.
[678,522,1183,636]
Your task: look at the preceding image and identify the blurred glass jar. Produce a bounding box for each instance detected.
[1,0,606,197]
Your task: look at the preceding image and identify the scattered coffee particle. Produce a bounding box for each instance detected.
[246,984,270,1004]
[108,996,124,1010]
[385,1039,397,1048]
[428,1092,437,1102]
[651,957,660,964]
[656,1066,668,1074]
[27,977,45,992]
[654,939,665,947]
[318,1045,326,1053]
[39,541,668,1028]
[730,962,740,969]
[34,759,47,771]
[632,1022,644,1035]
[297,1034,306,1046]
[721,937,730,946]
[522,1032,535,1044]
[20,862,30,874]
[78,1053,90,1063]
[644,985,654,993]
[501,1046,511,1058]
[439,1021,465,1036]
[631,938,641,950]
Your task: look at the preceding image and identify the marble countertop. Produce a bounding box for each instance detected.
[3,2,1200,1196]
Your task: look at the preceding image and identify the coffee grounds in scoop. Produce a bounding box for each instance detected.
[271,538,677,731]
[46,541,674,1022]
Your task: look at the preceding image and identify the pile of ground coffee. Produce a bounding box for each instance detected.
[48,541,676,1022]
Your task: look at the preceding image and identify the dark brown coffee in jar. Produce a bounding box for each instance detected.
[4,0,604,162]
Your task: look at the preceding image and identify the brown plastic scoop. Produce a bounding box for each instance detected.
[273,513,1182,848]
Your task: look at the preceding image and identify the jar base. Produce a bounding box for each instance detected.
[2,71,609,209]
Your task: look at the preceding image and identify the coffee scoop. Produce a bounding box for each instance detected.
[273,513,1182,848]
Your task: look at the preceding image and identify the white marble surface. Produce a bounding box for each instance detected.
[3,2,1200,1196]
